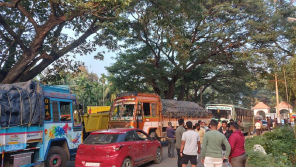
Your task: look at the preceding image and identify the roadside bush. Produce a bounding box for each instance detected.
[245,126,296,167]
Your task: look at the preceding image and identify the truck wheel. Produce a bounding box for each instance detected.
[154,147,162,164]
[45,146,67,167]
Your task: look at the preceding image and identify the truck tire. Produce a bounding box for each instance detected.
[45,146,67,167]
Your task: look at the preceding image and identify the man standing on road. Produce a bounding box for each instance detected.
[175,119,186,167]
[228,122,246,167]
[180,121,201,167]
[255,120,261,136]
[201,120,231,167]
[195,123,205,147]
[267,117,272,132]
[167,122,175,159]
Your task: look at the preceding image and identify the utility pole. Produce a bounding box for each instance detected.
[283,66,290,119]
[200,87,203,107]
[275,73,281,124]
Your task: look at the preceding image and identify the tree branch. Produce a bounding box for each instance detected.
[0,0,20,8]
[0,14,28,53]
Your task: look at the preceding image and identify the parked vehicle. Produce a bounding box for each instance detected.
[109,92,211,141]
[262,120,268,130]
[206,104,254,135]
[75,128,162,167]
[0,81,109,167]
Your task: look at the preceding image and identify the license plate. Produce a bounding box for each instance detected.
[85,162,100,166]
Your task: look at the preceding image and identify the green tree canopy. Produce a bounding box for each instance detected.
[107,0,280,101]
[0,0,130,84]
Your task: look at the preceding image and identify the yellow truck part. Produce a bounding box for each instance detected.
[83,113,109,132]
[87,106,110,113]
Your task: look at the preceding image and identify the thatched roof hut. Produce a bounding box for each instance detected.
[161,99,211,118]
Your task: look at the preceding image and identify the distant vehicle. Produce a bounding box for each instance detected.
[262,120,268,130]
[75,128,162,167]
[109,92,211,141]
[206,104,254,135]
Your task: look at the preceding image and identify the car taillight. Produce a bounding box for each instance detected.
[113,145,122,151]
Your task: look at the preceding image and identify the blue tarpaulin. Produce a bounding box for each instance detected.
[0,81,45,127]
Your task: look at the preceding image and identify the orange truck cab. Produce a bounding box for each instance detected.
[109,92,211,140]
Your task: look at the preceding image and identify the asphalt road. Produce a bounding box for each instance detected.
[66,146,229,167]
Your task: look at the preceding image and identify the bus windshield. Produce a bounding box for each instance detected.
[110,103,135,120]
[210,109,231,120]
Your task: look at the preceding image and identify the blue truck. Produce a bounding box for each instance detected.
[0,81,83,167]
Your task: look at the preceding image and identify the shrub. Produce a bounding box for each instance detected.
[245,126,296,167]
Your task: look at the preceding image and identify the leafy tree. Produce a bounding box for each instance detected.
[107,0,275,99]
[0,0,130,84]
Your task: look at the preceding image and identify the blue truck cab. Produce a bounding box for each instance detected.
[0,82,82,167]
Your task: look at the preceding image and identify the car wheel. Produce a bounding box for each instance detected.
[154,147,162,164]
[45,146,67,167]
[122,158,132,167]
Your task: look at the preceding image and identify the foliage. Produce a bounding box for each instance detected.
[0,0,130,84]
[245,126,296,166]
[38,65,116,109]
[107,0,295,103]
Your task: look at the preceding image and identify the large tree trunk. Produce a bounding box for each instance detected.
[177,85,185,100]
[165,77,177,99]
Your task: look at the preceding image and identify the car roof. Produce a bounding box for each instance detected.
[91,128,139,134]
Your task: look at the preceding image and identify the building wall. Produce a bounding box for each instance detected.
[253,108,270,115]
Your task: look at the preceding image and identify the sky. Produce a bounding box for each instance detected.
[74,47,117,77]
[64,29,117,78]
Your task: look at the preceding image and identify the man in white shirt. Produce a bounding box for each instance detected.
[255,120,261,136]
[180,121,201,167]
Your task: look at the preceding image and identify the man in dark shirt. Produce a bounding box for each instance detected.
[167,122,175,158]
[175,119,186,167]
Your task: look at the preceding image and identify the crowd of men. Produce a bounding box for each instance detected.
[166,119,246,167]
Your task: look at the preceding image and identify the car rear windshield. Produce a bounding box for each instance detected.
[84,134,119,144]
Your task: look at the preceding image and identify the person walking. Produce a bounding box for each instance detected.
[167,122,175,159]
[255,120,261,136]
[201,120,231,167]
[228,122,246,167]
[202,122,209,131]
[195,123,205,146]
[175,119,186,167]
[180,121,201,167]
[218,120,232,165]
[217,119,222,130]
[267,117,272,132]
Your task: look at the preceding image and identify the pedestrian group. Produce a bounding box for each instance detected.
[166,119,246,167]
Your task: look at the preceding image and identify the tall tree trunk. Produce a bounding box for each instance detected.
[185,85,189,101]
[194,84,198,103]
[165,77,177,99]
[177,84,185,101]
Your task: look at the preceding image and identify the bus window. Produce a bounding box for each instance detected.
[60,102,71,121]
[143,103,150,116]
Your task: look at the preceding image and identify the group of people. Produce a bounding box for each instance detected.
[166,119,246,167]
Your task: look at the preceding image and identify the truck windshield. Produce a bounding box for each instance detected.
[110,104,135,120]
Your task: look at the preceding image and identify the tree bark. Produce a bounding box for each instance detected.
[165,77,178,99]
[177,84,185,101]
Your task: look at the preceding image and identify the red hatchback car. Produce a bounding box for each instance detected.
[75,128,162,167]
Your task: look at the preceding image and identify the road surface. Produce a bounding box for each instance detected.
[66,146,229,167]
